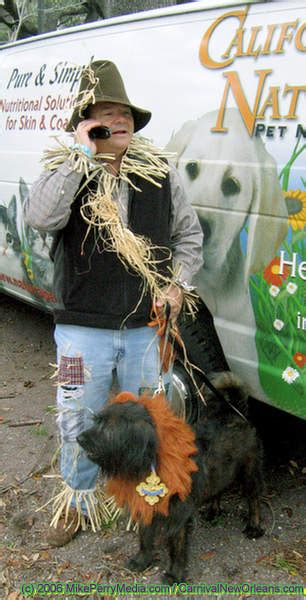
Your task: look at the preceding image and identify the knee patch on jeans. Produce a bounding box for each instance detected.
[56,355,89,443]
[58,355,86,386]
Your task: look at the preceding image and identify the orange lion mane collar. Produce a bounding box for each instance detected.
[106,391,198,525]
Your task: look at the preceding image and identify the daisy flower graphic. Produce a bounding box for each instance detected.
[282,367,300,384]
[286,282,298,295]
[273,319,284,331]
[269,285,280,297]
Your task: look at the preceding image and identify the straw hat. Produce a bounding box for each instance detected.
[66,60,151,133]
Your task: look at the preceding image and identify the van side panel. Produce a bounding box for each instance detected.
[0,1,305,417]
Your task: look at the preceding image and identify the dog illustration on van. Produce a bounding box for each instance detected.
[0,178,54,303]
[167,108,289,395]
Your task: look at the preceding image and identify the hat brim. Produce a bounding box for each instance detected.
[66,97,151,133]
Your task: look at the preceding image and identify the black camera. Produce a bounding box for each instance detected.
[88,126,111,140]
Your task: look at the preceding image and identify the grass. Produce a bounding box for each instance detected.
[271,553,299,577]
[247,136,306,419]
[30,424,48,436]
[44,405,56,414]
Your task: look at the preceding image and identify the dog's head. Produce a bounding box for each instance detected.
[166,109,288,289]
[77,400,157,480]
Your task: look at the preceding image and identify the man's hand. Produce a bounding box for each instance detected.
[74,119,103,156]
[155,283,184,324]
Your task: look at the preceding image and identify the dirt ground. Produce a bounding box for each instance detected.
[0,293,305,600]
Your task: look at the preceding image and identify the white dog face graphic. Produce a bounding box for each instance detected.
[167,109,288,292]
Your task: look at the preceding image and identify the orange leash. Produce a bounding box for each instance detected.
[148,303,184,373]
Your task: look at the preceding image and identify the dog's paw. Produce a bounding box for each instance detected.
[243,524,265,539]
[126,553,152,573]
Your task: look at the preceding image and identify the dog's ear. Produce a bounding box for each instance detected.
[244,141,288,281]
[165,120,197,166]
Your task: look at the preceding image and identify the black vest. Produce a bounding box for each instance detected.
[53,173,172,328]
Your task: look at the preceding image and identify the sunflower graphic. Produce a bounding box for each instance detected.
[283,190,306,230]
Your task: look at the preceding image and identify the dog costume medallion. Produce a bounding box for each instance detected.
[136,468,169,506]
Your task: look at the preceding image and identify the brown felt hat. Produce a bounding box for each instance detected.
[66,60,151,133]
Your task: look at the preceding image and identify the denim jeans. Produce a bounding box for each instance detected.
[54,323,171,500]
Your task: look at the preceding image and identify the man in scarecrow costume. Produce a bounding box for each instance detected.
[24,60,203,546]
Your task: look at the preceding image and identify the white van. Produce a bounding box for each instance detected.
[0,0,305,419]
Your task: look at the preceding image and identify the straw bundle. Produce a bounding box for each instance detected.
[43,135,198,317]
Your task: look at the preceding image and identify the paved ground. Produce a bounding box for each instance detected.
[0,294,305,600]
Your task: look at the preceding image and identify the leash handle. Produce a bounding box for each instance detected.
[156,301,173,388]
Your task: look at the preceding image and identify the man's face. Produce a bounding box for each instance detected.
[89,102,134,156]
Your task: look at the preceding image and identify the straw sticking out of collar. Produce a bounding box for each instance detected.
[43,135,197,318]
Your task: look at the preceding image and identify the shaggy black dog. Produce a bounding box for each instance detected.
[77,371,264,584]
[195,371,264,536]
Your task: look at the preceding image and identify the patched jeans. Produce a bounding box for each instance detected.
[54,323,171,505]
